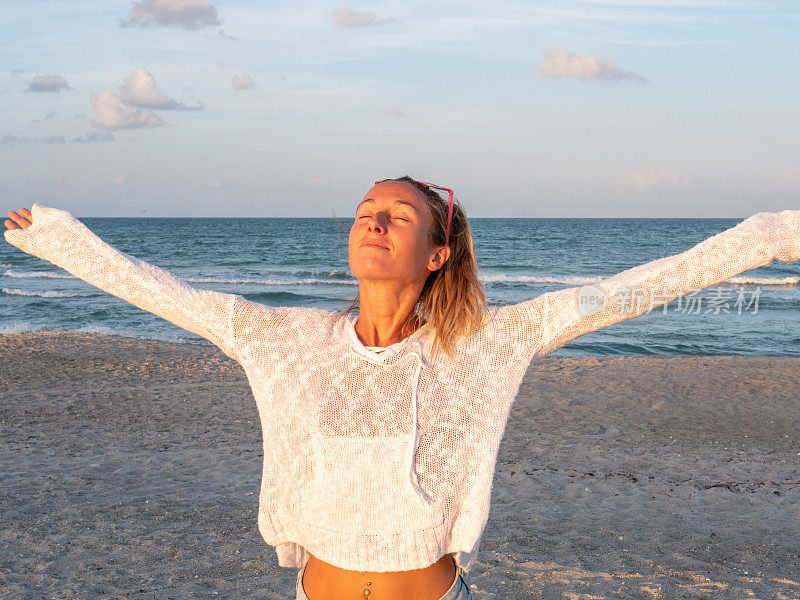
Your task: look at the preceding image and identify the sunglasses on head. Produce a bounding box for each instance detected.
[373,179,454,245]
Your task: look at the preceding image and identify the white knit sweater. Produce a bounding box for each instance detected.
[5,204,800,574]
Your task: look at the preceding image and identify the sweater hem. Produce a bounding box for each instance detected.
[259,509,451,573]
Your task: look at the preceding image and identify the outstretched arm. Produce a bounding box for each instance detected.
[4,203,268,363]
[493,209,800,359]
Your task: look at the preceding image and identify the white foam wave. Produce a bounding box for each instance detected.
[3,269,73,279]
[482,274,602,285]
[68,325,208,345]
[726,275,800,286]
[0,322,48,334]
[482,273,800,287]
[1,287,91,298]
[186,276,357,286]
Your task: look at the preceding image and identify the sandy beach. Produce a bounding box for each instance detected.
[1,331,798,599]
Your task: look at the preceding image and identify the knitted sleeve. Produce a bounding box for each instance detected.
[494,209,800,359]
[3,202,262,363]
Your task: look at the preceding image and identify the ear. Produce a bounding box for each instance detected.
[427,246,451,272]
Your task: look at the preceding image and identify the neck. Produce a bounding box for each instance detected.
[354,280,423,347]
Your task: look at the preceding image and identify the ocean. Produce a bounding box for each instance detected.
[2,215,799,356]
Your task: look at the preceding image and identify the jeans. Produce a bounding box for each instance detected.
[295,559,475,600]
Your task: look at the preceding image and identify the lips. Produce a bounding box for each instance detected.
[360,239,389,249]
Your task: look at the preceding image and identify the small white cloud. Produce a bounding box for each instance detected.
[120,67,178,109]
[615,170,690,192]
[120,0,222,30]
[90,91,164,131]
[113,175,128,187]
[43,110,58,121]
[27,74,71,93]
[537,46,648,83]
[206,178,223,189]
[332,7,397,27]
[231,72,255,90]
[308,177,330,189]
[73,132,116,143]
[383,105,407,118]
[40,135,66,144]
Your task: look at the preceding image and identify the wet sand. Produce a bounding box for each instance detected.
[1,332,798,599]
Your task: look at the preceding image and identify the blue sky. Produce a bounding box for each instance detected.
[1,0,798,217]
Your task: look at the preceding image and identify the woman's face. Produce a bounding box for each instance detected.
[348,181,446,286]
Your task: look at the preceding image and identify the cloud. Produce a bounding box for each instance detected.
[1,134,66,145]
[331,7,397,27]
[308,177,330,189]
[118,67,203,110]
[120,67,179,109]
[537,46,648,82]
[73,132,117,143]
[383,105,407,118]
[27,74,71,93]
[88,67,203,131]
[120,0,222,30]
[231,72,255,90]
[113,175,128,187]
[0,135,34,145]
[615,170,690,191]
[11,69,25,77]
[31,110,59,124]
[89,91,164,131]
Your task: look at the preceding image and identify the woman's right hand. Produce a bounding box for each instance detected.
[5,208,33,230]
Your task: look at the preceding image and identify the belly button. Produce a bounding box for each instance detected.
[363,581,372,596]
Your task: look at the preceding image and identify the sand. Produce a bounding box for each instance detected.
[1,332,798,599]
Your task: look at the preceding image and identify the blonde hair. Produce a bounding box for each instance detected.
[335,175,487,361]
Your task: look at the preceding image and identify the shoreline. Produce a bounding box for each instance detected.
[1,332,798,598]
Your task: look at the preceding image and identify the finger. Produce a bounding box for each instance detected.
[6,211,31,229]
[4,219,21,230]
[18,207,32,220]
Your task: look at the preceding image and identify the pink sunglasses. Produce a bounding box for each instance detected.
[374,179,454,245]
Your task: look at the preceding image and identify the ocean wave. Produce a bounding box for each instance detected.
[726,275,800,286]
[1,287,92,298]
[3,269,73,279]
[186,276,357,286]
[482,273,800,287]
[0,322,204,344]
[292,270,353,280]
[0,322,48,334]
[482,274,602,285]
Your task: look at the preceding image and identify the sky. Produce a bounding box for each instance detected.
[1,0,799,218]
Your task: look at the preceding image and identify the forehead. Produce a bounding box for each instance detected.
[359,181,427,209]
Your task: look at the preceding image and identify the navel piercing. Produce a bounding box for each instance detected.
[363,581,372,596]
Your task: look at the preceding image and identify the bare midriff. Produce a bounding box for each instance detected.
[302,552,458,600]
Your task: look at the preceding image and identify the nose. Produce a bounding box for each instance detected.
[367,211,388,234]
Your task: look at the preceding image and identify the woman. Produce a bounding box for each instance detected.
[5,177,800,600]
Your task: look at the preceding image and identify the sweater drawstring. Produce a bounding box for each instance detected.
[406,340,432,503]
[347,338,431,503]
